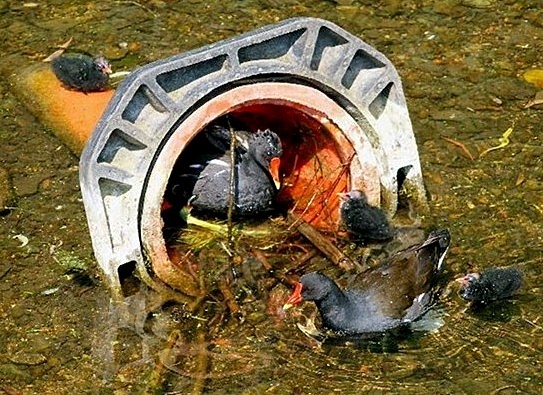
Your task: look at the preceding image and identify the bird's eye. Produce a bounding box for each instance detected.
[466,273,478,282]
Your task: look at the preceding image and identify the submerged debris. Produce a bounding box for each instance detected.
[12,234,29,247]
[479,122,514,158]
[442,136,475,161]
[524,91,543,109]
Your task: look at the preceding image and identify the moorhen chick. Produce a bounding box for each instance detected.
[51,52,112,92]
[456,266,523,304]
[189,127,282,217]
[339,190,393,242]
[284,229,451,336]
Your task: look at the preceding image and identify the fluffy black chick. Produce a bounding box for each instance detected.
[457,266,523,304]
[339,190,393,242]
[51,53,111,92]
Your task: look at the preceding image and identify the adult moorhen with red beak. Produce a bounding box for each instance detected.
[339,190,393,242]
[188,126,282,217]
[284,229,451,335]
[51,52,112,92]
[456,266,523,304]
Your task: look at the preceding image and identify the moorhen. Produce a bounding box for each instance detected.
[284,229,451,335]
[456,266,523,304]
[188,127,282,217]
[51,52,112,92]
[203,123,252,152]
[339,190,393,242]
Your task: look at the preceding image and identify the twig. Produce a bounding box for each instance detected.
[217,276,243,321]
[115,0,158,17]
[296,249,319,267]
[227,126,237,252]
[288,213,354,271]
[273,244,318,269]
[524,92,543,108]
[42,37,73,62]
[490,385,517,395]
[0,266,12,280]
[145,329,181,393]
[252,249,298,287]
[191,329,209,395]
[442,136,475,161]
[522,317,543,331]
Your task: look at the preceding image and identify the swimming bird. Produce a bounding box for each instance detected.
[51,52,111,92]
[456,266,523,304]
[339,190,393,242]
[284,229,451,336]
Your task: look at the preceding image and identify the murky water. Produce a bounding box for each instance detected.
[1,1,542,394]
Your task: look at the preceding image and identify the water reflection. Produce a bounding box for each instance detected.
[85,254,540,393]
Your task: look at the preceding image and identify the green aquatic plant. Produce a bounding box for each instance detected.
[178,207,286,252]
[52,248,88,272]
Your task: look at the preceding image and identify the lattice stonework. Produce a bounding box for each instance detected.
[79,17,426,296]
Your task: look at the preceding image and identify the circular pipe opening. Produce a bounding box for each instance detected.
[140,82,380,293]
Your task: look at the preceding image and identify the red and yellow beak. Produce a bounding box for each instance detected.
[283,281,303,310]
[455,273,479,286]
[269,157,281,190]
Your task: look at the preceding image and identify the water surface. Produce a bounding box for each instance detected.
[0,1,542,393]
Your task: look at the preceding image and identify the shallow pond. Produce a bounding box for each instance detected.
[0,1,542,394]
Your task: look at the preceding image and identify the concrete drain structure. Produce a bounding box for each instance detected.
[79,17,426,299]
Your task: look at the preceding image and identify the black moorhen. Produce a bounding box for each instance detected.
[284,229,451,335]
[189,127,282,217]
[51,53,112,92]
[203,123,252,152]
[456,266,523,304]
[339,190,393,242]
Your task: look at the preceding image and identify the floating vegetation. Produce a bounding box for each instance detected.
[479,122,514,158]
[522,69,543,88]
[51,247,88,272]
[178,206,289,252]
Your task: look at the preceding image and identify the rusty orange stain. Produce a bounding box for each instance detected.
[231,103,352,230]
[20,66,114,154]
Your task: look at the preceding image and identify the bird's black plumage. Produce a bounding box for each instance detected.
[182,126,282,217]
[339,190,393,241]
[285,229,451,335]
[457,266,523,304]
[51,53,111,92]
